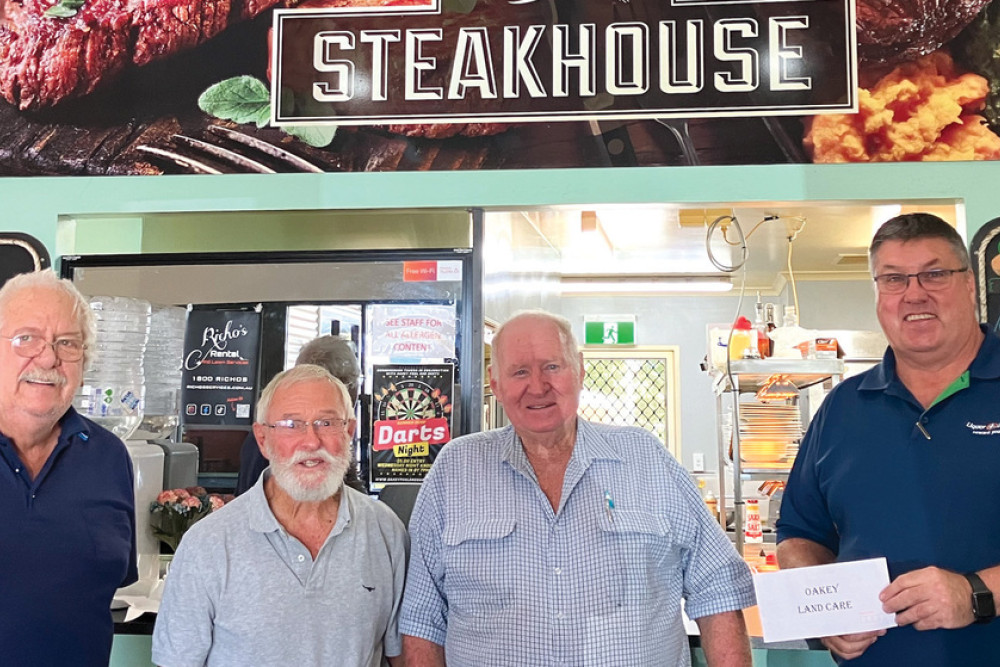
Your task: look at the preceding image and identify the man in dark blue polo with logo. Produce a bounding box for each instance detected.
[0,270,137,667]
[778,213,1000,665]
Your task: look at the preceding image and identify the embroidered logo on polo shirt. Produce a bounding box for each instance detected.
[362,584,375,592]
[966,421,1000,436]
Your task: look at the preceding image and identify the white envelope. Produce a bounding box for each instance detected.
[753,557,897,643]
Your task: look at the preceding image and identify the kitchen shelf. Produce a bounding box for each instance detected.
[712,358,845,394]
[714,358,843,554]
[740,467,793,477]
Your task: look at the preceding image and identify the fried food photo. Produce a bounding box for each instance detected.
[804,51,1000,162]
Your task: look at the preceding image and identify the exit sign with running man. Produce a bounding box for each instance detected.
[584,316,636,346]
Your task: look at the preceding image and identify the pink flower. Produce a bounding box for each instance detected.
[186,486,208,497]
[174,488,191,500]
[208,495,226,511]
[157,489,180,504]
[181,496,201,509]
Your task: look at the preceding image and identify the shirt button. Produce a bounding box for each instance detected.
[555,611,565,620]
[14,468,19,473]
[297,555,305,562]
[554,567,562,575]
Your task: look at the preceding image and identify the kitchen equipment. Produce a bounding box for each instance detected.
[152,440,200,490]
[116,441,164,598]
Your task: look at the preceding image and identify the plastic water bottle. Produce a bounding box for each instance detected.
[74,296,150,441]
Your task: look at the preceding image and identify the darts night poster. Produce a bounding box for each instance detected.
[371,363,455,484]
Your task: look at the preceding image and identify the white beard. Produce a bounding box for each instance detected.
[268,447,349,503]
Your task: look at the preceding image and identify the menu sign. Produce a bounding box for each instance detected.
[181,310,261,426]
[371,364,455,483]
[271,0,857,126]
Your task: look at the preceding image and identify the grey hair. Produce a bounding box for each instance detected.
[491,309,582,378]
[0,269,97,370]
[869,213,969,272]
[295,336,361,404]
[255,364,353,424]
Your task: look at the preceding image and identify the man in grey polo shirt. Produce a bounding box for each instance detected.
[153,364,407,667]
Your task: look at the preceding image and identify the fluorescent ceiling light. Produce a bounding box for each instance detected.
[560,275,733,295]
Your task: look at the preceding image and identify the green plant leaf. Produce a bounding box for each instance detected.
[198,76,272,128]
[44,0,85,18]
[284,125,338,148]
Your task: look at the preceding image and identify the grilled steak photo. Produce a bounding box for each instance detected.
[0,0,296,109]
[857,0,993,64]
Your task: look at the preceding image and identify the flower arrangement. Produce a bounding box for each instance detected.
[150,487,232,552]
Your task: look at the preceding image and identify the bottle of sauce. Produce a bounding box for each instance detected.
[783,305,799,328]
[729,316,759,360]
[764,303,778,334]
[754,301,771,358]
[704,490,719,522]
[743,498,764,563]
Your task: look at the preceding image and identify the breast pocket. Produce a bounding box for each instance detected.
[442,519,517,617]
[599,510,675,606]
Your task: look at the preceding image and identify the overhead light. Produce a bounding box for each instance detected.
[560,274,733,295]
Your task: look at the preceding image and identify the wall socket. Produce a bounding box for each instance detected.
[692,453,705,472]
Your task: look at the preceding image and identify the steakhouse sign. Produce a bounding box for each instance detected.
[271,0,856,126]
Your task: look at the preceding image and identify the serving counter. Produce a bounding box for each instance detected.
[111,610,155,667]
[111,607,837,667]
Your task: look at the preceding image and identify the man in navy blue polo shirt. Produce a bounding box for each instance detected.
[778,213,1000,665]
[0,270,137,667]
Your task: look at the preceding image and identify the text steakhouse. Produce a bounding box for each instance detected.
[272,2,856,124]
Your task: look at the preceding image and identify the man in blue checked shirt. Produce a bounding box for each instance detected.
[401,310,755,667]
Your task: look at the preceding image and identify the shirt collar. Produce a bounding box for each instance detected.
[0,406,91,450]
[500,419,624,470]
[59,407,92,442]
[859,324,1000,391]
[246,469,353,536]
[969,325,1000,380]
[574,419,624,463]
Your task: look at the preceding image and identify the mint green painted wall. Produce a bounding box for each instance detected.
[4,162,1000,259]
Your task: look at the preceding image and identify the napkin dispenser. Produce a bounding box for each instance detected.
[151,439,200,490]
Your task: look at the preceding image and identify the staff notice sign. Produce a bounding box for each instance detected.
[181,310,261,426]
[370,303,458,359]
[271,0,857,126]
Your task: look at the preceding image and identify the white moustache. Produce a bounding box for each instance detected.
[288,449,339,466]
[20,370,67,386]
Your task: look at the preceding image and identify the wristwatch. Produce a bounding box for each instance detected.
[964,572,996,624]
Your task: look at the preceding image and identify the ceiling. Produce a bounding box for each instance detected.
[487,200,963,294]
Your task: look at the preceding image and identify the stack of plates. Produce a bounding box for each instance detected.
[737,402,803,464]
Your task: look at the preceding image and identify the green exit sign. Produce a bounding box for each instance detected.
[584,318,636,345]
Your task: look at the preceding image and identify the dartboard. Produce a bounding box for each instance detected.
[376,379,450,420]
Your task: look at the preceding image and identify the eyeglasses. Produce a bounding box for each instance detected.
[1,333,87,362]
[264,418,350,438]
[872,268,969,294]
